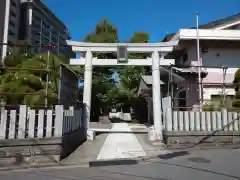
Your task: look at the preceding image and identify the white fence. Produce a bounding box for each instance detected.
[164,108,240,132]
[62,106,83,134]
[0,105,84,139]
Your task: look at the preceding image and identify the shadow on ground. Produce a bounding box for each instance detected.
[158,151,190,160]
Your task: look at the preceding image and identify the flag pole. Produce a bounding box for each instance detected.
[196,12,202,111]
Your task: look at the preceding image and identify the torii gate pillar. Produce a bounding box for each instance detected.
[83,50,92,129]
[151,51,163,141]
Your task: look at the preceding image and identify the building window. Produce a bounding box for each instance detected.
[9,20,15,28]
[8,30,15,36]
[11,0,17,7]
[10,11,17,17]
[32,21,41,29]
[183,53,188,63]
[33,13,42,22]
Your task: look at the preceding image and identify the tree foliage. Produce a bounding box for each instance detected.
[83,19,150,116]
[0,49,77,107]
[232,69,240,108]
[117,32,150,110]
[0,19,150,122]
[83,19,119,116]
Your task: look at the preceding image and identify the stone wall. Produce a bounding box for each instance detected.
[163,131,240,148]
[0,127,86,167]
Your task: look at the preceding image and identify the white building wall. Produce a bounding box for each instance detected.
[202,48,240,68]
[203,87,235,100]
[186,46,240,101]
[187,46,240,68]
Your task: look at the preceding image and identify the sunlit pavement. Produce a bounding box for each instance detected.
[96,123,146,160]
[0,148,240,180]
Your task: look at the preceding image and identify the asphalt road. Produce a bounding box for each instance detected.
[0,148,240,180]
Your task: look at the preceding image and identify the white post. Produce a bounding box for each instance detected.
[45,32,51,108]
[151,51,163,141]
[83,50,93,129]
[147,98,151,125]
[2,0,10,60]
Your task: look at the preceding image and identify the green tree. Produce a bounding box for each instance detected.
[0,51,77,107]
[83,19,119,117]
[84,19,118,61]
[83,21,151,119]
[117,32,150,111]
[232,69,240,109]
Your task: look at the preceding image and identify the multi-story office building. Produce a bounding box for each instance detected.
[19,0,75,57]
[0,0,21,60]
[0,0,75,60]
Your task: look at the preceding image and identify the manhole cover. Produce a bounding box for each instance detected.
[188,157,211,163]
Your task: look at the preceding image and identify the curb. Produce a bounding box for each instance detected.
[165,143,240,151]
[0,162,89,172]
[0,156,159,172]
[88,156,160,167]
[0,144,239,171]
[86,144,240,167]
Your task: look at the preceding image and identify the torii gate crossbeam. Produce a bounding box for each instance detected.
[67,40,178,142]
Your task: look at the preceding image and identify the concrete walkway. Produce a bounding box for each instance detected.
[97,123,146,160]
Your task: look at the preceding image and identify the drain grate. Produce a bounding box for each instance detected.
[188,157,211,163]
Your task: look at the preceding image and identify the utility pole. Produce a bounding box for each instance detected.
[196,12,202,111]
[45,30,51,108]
[57,31,60,55]
[222,66,227,107]
[39,20,43,53]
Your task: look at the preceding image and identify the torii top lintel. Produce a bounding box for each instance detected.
[66,40,179,53]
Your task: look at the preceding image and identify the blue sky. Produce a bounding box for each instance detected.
[43,0,240,42]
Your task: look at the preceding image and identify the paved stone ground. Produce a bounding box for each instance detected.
[1,148,240,180]
[89,122,112,130]
[97,123,146,160]
[135,133,170,157]
[62,133,108,164]
[63,123,168,165]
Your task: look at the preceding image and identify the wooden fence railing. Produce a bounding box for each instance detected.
[164,108,240,132]
[0,105,84,139]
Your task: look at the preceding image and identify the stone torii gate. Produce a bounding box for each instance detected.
[67,40,178,141]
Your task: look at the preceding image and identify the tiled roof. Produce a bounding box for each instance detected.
[161,33,175,42]
[162,13,240,42]
[192,13,240,29]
